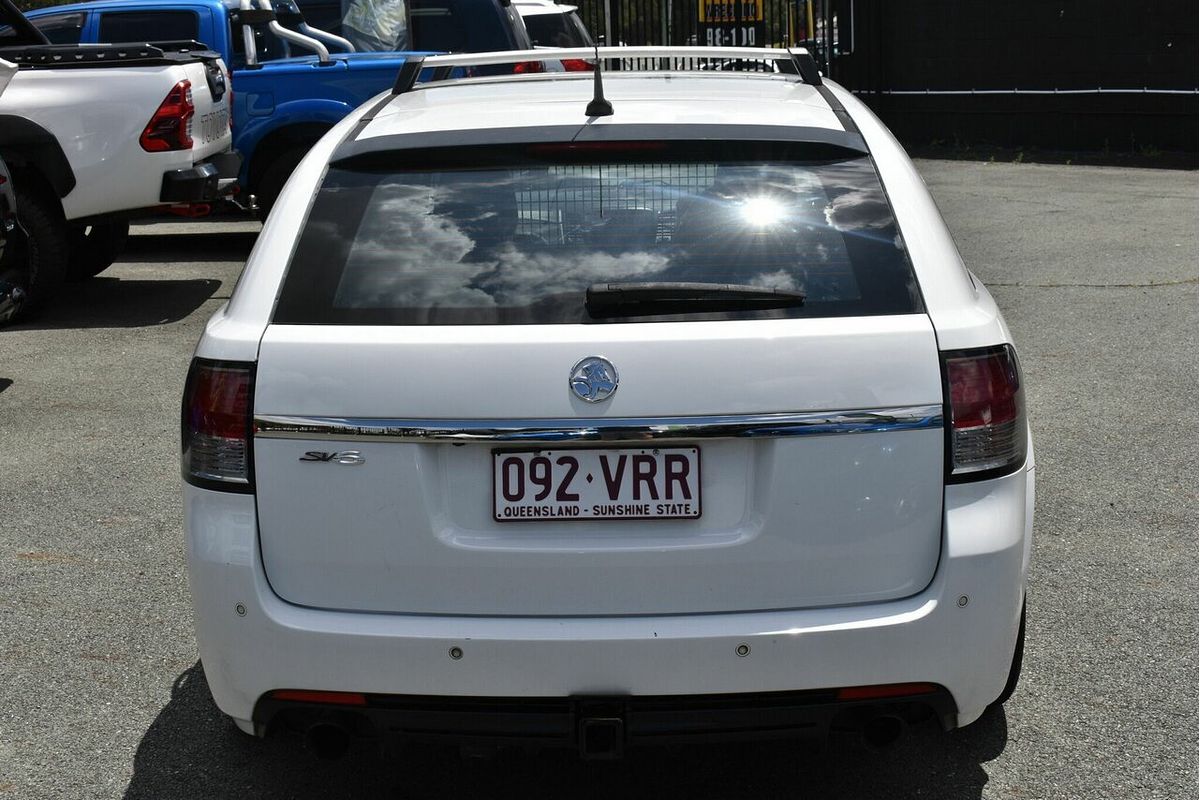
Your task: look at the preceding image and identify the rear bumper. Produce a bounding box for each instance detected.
[159,151,242,202]
[255,686,958,755]
[185,457,1033,737]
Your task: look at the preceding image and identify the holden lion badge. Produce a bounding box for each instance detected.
[569,356,619,403]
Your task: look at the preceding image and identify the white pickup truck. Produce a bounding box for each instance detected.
[0,0,237,319]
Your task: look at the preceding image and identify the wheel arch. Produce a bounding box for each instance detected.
[244,120,337,192]
[0,116,76,199]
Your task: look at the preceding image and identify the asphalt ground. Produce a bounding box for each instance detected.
[0,160,1196,799]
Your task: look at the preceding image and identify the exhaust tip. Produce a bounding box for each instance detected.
[861,714,905,751]
[304,723,351,760]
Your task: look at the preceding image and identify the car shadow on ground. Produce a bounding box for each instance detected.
[117,230,259,265]
[12,277,222,330]
[123,664,1008,800]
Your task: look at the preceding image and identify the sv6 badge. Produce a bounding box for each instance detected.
[299,450,366,465]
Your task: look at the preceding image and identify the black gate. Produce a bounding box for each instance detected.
[571,0,840,71]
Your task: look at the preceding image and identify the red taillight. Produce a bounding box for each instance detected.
[836,683,939,701]
[512,60,545,74]
[944,344,1026,479]
[560,58,594,72]
[140,80,195,152]
[271,690,367,706]
[182,359,254,489]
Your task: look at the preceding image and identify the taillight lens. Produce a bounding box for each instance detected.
[140,80,195,152]
[560,58,594,72]
[182,359,254,490]
[512,60,545,74]
[943,344,1026,480]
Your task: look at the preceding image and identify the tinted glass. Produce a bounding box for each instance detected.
[99,11,199,43]
[0,12,86,44]
[523,11,591,48]
[229,22,290,64]
[35,12,87,44]
[410,0,467,50]
[275,142,922,325]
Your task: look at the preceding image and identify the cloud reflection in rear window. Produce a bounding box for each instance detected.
[274,149,922,325]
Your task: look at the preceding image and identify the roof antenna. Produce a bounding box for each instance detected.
[585,45,613,117]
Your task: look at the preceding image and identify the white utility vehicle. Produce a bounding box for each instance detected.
[0,0,237,317]
[183,47,1034,759]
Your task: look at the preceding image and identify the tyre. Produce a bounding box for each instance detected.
[5,185,69,318]
[67,220,129,281]
[254,145,309,220]
[991,598,1026,707]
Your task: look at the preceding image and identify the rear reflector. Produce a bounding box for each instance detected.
[140,80,195,152]
[271,690,367,706]
[836,682,939,701]
[181,359,254,490]
[943,344,1026,480]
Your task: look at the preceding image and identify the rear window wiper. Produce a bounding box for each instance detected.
[586,281,806,315]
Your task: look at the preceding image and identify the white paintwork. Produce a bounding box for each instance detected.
[187,458,1032,730]
[186,60,1035,732]
[0,59,14,98]
[0,55,232,220]
[254,314,945,615]
[514,0,581,16]
[362,73,841,142]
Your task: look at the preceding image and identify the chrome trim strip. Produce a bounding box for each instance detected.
[254,405,943,444]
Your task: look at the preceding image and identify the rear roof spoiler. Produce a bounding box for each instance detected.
[391,46,823,95]
[330,123,867,167]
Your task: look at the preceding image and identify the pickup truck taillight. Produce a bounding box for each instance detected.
[141,80,195,152]
[561,58,594,72]
[512,61,545,74]
[943,344,1027,481]
[182,359,254,491]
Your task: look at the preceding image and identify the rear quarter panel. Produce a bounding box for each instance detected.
[827,81,1011,352]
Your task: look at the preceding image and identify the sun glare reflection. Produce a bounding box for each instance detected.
[738,196,788,227]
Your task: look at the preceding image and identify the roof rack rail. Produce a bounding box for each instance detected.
[392,46,822,95]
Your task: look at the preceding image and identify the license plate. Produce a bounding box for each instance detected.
[493,447,701,522]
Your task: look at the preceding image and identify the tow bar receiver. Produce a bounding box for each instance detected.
[577,700,625,760]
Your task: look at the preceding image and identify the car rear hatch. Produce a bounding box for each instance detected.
[251,138,946,617]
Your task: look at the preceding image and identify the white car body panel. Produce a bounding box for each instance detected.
[187,458,1032,730]
[254,315,945,616]
[186,64,1034,736]
[0,58,14,97]
[0,57,232,220]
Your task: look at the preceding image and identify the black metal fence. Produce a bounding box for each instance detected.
[572,0,837,67]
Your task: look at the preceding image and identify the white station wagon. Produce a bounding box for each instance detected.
[182,47,1034,759]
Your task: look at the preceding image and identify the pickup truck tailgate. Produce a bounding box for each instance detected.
[181,54,231,161]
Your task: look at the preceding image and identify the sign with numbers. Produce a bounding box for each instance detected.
[698,0,765,47]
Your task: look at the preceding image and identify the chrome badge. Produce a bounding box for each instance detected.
[569,356,619,403]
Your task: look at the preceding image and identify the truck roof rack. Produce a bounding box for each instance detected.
[392,46,823,95]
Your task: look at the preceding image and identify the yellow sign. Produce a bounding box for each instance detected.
[698,0,764,24]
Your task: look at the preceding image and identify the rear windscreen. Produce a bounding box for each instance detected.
[524,12,593,48]
[274,142,922,325]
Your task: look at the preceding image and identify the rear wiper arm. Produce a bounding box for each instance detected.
[586,281,806,314]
